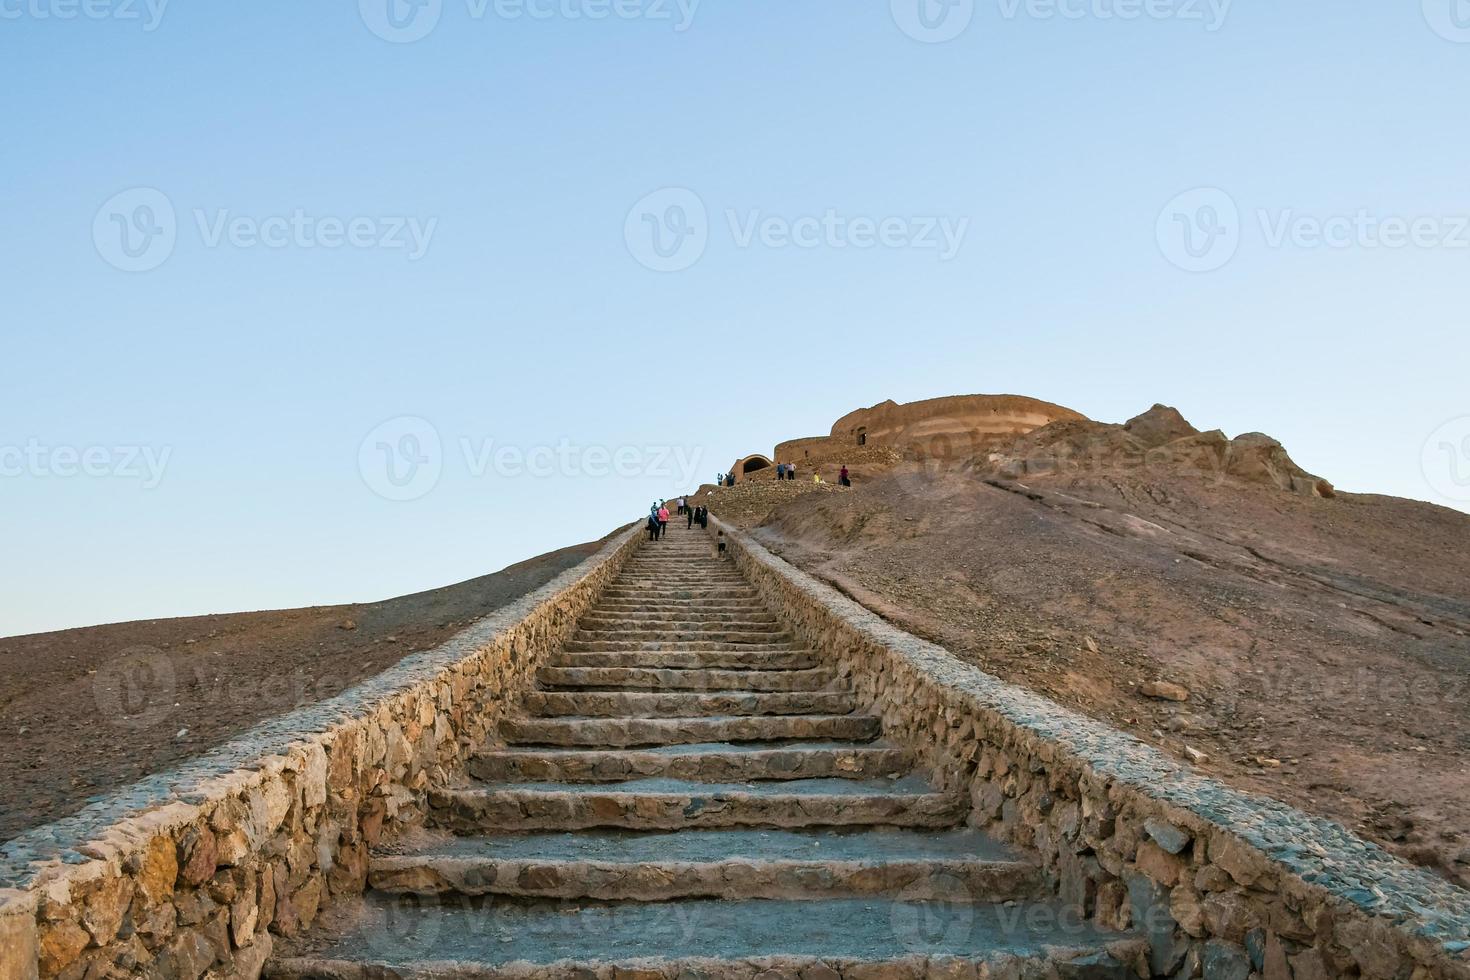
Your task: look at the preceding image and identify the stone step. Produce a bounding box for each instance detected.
[601,575,752,583]
[614,570,750,578]
[620,556,731,562]
[596,599,758,605]
[577,619,781,634]
[621,554,723,561]
[599,585,751,594]
[536,665,835,691]
[615,573,746,581]
[589,609,769,621]
[367,827,1042,902]
[271,894,1139,980]
[563,639,798,653]
[615,569,749,578]
[521,690,857,718]
[602,587,758,593]
[469,740,912,783]
[499,713,880,749]
[606,573,749,581]
[596,587,758,593]
[609,584,753,593]
[550,650,821,670]
[572,628,791,645]
[580,611,778,626]
[610,587,752,593]
[590,601,769,615]
[427,776,965,832]
[618,564,746,572]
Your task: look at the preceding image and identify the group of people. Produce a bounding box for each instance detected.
[772,461,853,487]
[707,461,854,492]
[646,496,710,540]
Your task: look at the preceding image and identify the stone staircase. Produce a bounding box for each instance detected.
[267,523,1135,978]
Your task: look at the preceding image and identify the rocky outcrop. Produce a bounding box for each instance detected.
[984,404,1335,497]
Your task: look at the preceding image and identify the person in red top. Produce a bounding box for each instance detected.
[656,504,670,540]
[839,465,851,487]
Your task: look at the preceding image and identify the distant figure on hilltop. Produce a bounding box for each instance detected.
[776,462,786,481]
[787,462,797,481]
[839,464,850,487]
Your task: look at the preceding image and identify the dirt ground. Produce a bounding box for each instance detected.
[717,416,1470,890]
[0,537,608,843]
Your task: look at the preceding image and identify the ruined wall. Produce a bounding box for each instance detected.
[773,436,838,463]
[830,394,1088,461]
[0,525,644,980]
[729,454,774,483]
[715,520,1470,980]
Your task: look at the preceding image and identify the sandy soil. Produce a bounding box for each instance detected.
[720,442,1470,889]
[0,537,608,843]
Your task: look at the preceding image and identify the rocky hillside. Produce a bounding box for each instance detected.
[738,405,1470,889]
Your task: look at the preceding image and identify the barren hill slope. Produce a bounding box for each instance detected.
[738,407,1470,888]
[0,536,612,842]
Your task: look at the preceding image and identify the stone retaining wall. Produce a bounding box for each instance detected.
[0,525,644,980]
[714,519,1470,980]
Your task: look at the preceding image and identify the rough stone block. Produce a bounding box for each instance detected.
[1144,818,1192,856]
[1202,940,1251,980]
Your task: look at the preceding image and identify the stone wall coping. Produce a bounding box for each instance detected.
[714,519,1470,960]
[0,523,643,913]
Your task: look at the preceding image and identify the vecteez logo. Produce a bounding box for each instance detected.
[93,188,178,273]
[92,188,439,272]
[359,416,444,502]
[1157,187,1470,274]
[1422,0,1470,42]
[891,0,975,42]
[359,0,701,43]
[624,188,710,273]
[1156,187,1240,273]
[0,0,170,30]
[624,187,971,272]
[356,416,707,502]
[1423,417,1470,504]
[360,0,443,43]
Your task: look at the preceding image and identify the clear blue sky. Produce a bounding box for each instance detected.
[4,2,1469,636]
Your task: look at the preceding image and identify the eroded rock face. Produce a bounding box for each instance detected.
[983,403,1335,497]
[1124,404,1199,448]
